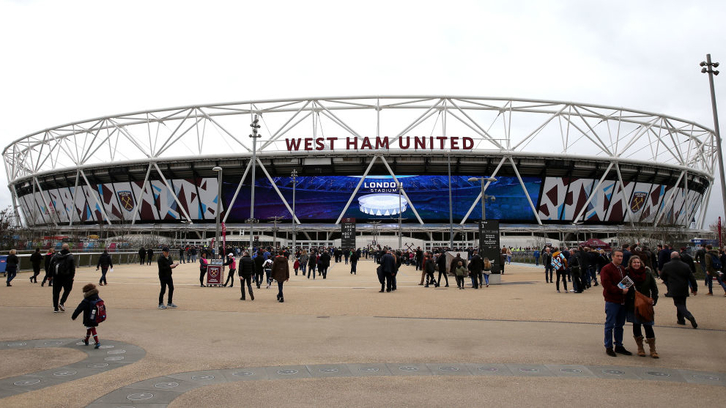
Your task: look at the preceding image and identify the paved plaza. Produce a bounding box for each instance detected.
[1,258,725,407]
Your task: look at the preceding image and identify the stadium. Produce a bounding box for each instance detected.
[2,96,717,247]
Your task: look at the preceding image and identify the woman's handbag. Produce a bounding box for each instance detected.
[634,290,654,323]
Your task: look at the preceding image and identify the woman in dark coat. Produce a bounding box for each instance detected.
[5,249,19,286]
[96,249,113,286]
[625,255,659,358]
[271,251,290,302]
[238,251,255,300]
[42,249,55,287]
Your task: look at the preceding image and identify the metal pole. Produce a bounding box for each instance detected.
[702,54,726,219]
[291,169,297,254]
[398,182,402,249]
[480,178,486,221]
[249,115,260,251]
[213,167,222,258]
[447,150,453,248]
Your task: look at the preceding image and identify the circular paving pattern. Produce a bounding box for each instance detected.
[0,338,145,400]
[1,339,724,408]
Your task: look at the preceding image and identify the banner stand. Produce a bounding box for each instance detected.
[206,259,225,287]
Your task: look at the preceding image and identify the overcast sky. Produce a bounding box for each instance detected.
[1,0,725,228]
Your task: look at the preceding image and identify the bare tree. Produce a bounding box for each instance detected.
[0,206,19,250]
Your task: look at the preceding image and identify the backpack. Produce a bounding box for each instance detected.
[89,298,107,324]
[54,256,71,276]
[710,253,722,271]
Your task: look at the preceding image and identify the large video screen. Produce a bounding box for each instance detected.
[223,175,542,223]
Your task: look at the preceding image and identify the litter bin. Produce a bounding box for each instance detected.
[0,255,7,273]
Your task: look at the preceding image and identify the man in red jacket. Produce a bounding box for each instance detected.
[600,249,632,357]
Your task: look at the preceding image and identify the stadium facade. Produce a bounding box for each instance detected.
[2,96,717,244]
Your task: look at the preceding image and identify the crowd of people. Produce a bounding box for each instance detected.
[539,242,724,358]
[6,238,724,361]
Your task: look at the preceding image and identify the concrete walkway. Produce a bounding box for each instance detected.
[1,257,725,407]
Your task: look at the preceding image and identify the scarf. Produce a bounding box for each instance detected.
[628,265,647,284]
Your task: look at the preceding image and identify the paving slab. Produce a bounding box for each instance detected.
[306,363,355,378]
[218,367,271,382]
[591,365,644,380]
[466,363,515,376]
[426,363,473,376]
[167,370,230,385]
[545,364,598,378]
[386,363,433,376]
[506,364,555,377]
[264,365,313,380]
[677,369,726,386]
[345,363,393,377]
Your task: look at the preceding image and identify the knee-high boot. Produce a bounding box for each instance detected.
[634,336,645,357]
[646,338,659,359]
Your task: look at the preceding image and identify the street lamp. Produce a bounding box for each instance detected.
[700,54,726,221]
[468,176,497,220]
[212,166,223,257]
[398,182,403,249]
[249,115,261,251]
[291,169,298,254]
[269,216,283,249]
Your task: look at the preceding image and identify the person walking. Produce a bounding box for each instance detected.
[552,248,568,293]
[71,283,103,349]
[41,248,55,287]
[543,247,553,283]
[30,248,43,283]
[50,243,76,313]
[424,252,436,287]
[306,250,317,280]
[468,250,484,289]
[482,257,492,287]
[703,244,726,296]
[5,249,18,286]
[146,247,154,266]
[157,247,179,309]
[625,256,659,358]
[379,249,396,292]
[238,251,255,301]
[299,250,309,277]
[96,249,113,286]
[319,250,331,279]
[435,250,449,288]
[350,249,359,275]
[600,249,632,357]
[223,253,237,287]
[255,250,266,287]
[271,250,290,302]
[198,252,209,287]
[454,260,467,289]
[138,247,146,265]
[660,251,698,328]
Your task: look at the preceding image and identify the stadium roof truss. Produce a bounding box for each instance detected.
[3,96,717,231]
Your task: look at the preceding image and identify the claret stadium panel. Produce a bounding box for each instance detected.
[2,96,716,235]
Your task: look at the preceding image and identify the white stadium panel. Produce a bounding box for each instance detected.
[57,187,77,223]
[1,97,717,232]
[584,180,617,223]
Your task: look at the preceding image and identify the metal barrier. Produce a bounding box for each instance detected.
[8,252,145,272]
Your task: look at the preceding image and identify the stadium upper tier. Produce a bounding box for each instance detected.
[2,96,717,230]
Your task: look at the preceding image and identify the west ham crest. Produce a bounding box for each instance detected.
[630,192,647,213]
[117,191,135,211]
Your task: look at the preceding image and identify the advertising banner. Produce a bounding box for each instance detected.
[206,259,225,286]
[341,218,356,249]
[479,220,501,274]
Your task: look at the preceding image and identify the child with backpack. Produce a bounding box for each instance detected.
[71,283,106,349]
[263,258,273,289]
